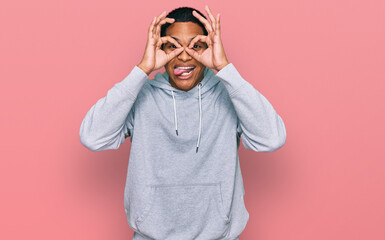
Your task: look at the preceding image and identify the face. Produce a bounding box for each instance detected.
[163,22,207,92]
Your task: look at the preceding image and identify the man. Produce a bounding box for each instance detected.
[79,5,286,240]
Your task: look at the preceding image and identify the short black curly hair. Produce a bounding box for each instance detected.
[160,6,208,38]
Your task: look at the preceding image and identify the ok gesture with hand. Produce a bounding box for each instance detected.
[185,6,230,72]
[138,11,185,75]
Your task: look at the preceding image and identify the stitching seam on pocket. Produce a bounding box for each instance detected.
[216,183,231,223]
[136,187,155,226]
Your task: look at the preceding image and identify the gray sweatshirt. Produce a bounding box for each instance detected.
[79,63,286,240]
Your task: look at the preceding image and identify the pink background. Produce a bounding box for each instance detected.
[1,0,384,239]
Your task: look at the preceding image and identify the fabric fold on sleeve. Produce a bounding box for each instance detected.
[79,65,148,151]
[216,63,287,152]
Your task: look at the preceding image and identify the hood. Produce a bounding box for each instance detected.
[148,67,220,153]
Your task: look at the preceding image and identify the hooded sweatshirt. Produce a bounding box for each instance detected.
[79,63,286,240]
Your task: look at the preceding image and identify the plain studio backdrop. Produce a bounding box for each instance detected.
[1,0,384,239]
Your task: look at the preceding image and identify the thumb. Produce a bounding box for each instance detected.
[167,47,184,60]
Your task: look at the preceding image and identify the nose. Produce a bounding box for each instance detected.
[177,47,192,61]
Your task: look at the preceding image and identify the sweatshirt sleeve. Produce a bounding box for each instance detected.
[79,65,148,152]
[215,63,287,152]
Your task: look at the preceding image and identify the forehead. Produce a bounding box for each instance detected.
[165,22,204,39]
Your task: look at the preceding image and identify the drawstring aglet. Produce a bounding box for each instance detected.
[196,146,199,153]
[176,129,178,136]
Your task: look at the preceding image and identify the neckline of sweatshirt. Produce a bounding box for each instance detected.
[120,63,248,105]
[148,67,220,100]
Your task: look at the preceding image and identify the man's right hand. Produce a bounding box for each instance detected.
[137,11,184,75]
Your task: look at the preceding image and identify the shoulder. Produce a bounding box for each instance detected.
[136,80,152,98]
[214,77,232,99]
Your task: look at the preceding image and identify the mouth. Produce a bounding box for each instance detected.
[173,66,196,80]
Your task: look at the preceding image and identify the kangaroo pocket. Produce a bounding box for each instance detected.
[135,183,231,240]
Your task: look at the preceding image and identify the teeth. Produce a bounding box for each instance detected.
[176,66,194,69]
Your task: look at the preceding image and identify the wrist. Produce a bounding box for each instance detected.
[216,61,230,72]
[137,63,152,75]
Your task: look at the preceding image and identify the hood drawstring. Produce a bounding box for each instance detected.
[170,82,203,153]
[196,83,202,153]
[171,90,178,136]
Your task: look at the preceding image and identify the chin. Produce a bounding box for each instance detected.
[165,62,205,91]
[167,74,194,90]
[173,79,197,91]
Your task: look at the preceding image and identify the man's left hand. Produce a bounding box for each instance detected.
[185,5,230,72]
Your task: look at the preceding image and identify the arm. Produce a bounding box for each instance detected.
[216,63,287,152]
[185,6,286,152]
[79,66,148,152]
[79,10,184,152]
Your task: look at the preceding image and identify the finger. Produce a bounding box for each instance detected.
[188,35,209,49]
[153,11,167,35]
[152,15,159,36]
[155,17,175,37]
[159,36,182,49]
[157,17,175,26]
[192,10,213,33]
[185,47,201,61]
[148,16,157,38]
[155,11,167,25]
[205,5,217,31]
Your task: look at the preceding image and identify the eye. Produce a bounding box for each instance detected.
[193,44,200,49]
[166,44,177,49]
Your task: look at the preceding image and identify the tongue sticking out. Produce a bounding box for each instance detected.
[174,68,193,76]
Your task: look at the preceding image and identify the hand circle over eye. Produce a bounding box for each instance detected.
[138,11,185,74]
[183,5,229,72]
